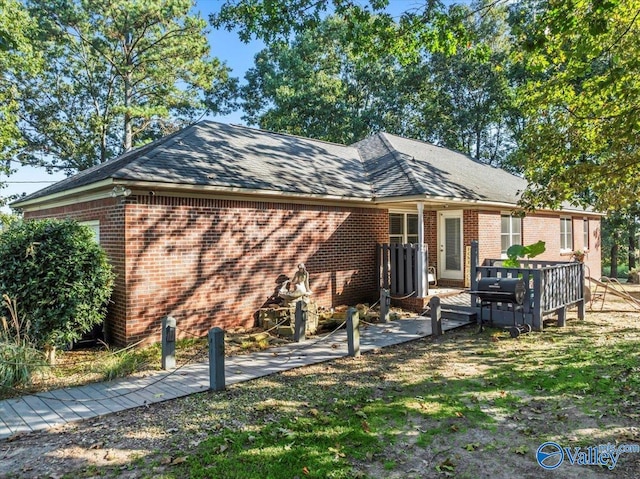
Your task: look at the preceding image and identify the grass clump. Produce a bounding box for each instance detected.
[0,295,46,389]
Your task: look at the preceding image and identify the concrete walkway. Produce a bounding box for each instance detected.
[0,317,471,440]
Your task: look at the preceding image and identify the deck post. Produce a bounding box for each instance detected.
[294,301,307,342]
[161,315,176,370]
[578,262,586,320]
[532,270,543,331]
[208,327,225,391]
[557,306,566,327]
[346,307,360,357]
[379,288,390,323]
[429,296,442,337]
[470,241,479,309]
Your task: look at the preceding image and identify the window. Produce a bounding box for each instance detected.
[389,213,419,244]
[501,215,521,255]
[406,214,419,243]
[80,220,100,243]
[583,219,589,250]
[560,218,573,251]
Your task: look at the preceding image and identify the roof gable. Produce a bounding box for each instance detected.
[355,132,526,203]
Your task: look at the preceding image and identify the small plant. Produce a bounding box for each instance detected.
[503,241,546,268]
[92,340,158,381]
[572,250,585,262]
[0,295,46,389]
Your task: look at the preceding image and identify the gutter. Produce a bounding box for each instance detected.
[12,180,604,217]
[373,194,605,216]
[12,179,378,212]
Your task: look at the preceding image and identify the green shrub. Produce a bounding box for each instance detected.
[0,219,114,350]
[602,265,629,279]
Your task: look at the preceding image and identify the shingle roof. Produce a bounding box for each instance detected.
[17,121,371,203]
[355,133,527,203]
[15,121,532,207]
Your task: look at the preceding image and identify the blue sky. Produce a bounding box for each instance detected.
[2,0,443,211]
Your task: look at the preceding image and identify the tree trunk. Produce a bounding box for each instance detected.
[628,215,637,271]
[45,345,57,366]
[610,231,619,278]
[123,72,133,152]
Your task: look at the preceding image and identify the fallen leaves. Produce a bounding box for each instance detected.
[171,456,188,465]
[513,445,528,455]
[435,457,456,476]
[160,455,189,465]
[328,446,346,459]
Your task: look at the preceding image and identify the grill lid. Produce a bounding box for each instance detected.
[476,277,526,305]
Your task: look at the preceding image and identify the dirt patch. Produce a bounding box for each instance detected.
[1,290,640,478]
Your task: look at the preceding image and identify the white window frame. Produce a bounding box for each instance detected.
[80,220,100,243]
[500,214,522,257]
[389,212,419,244]
[560,217,573,252]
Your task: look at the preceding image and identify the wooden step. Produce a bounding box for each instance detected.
[441,308,477,322]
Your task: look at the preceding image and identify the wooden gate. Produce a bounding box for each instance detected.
[377,244,429,297]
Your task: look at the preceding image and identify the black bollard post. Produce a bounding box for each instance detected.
[429,296,443,337]
[294,300,307,342]
[346,307,360,357]
[161,315,176,370]
[379,289,390,323]
[208,327,225,391]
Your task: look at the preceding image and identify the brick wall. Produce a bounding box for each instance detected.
[23,197,602,343]
[477,210,602,277]
[122,196,387,344]
[424,211,437,268]
[27,196,387,344]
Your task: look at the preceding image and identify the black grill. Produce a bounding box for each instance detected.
[476,278,525,305]
[471,277,530,337]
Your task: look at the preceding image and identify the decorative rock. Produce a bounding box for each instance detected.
[365,311,380,322]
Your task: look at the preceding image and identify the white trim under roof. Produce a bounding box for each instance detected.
[373,194,604,216]
[11,179,116,211]
[12,179,604,217]
[12,179,378,212]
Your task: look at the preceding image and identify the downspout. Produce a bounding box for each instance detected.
[417,202,428,298]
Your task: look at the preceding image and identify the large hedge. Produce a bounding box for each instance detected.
[0,219,114,349]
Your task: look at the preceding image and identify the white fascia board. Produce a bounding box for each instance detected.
[374,195,604,216]
[11,179,115,211]
[14,180,377,212]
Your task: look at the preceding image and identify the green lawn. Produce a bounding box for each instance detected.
[139,310,639,479]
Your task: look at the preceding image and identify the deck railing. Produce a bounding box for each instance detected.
[471,241,585,330]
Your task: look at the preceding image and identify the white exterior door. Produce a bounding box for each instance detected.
[439,210,464,280]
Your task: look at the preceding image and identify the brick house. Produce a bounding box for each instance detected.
[12,121,602,345]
